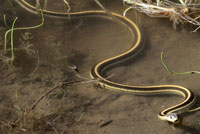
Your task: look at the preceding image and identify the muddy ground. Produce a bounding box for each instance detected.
[1,0,200,134]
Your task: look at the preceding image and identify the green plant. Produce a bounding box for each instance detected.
[0,17,17,69]
[10,17,18,64]
[19,32,36,56]
[0,10,44,70]
[4,10,44,52]
[161,51,200,74]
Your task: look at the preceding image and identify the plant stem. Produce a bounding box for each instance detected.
[3,15,10,29]
[4,9,44,53]
[161,51,200,74]
[10,17,18,64]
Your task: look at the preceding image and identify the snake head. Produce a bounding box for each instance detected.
[166,113,180,124]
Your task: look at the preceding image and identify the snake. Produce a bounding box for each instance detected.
[14,0,198,124]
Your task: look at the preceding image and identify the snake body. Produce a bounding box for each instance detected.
[14,0,196,124]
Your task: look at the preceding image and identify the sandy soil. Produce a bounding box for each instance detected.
[1,0,200,134]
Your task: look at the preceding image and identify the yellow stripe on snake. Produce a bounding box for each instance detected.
[14,0,200,124]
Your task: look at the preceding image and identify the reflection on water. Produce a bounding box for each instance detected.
[0,0,200,134]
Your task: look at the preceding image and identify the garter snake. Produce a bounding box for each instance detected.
[15,0,198,124]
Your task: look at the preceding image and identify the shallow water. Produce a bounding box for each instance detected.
[1,0,200,134]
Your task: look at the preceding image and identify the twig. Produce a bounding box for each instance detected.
[3,15,10,29]
[63,0,71,19]
[7,66,114,127]
[28,80,84,112]
[44,0,48,10]
[94,0,123,25]
[123,0,200,31]
[36,0,40,14]
[123,7,134,16]
[7,0,15,13]
[10,79,89,126]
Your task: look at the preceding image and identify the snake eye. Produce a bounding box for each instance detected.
[166,113,179,124]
